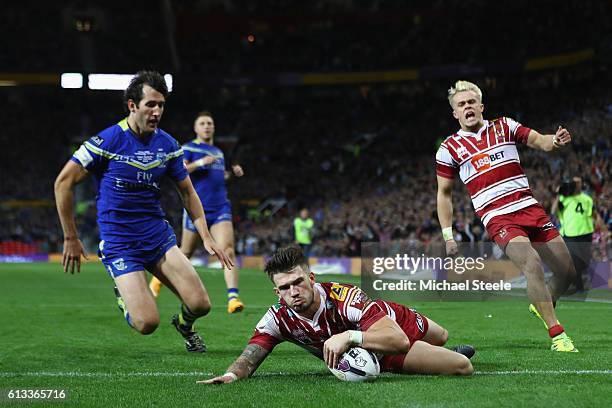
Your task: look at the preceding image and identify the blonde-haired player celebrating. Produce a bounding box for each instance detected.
[436,80,578,352]
[150,111,245,313]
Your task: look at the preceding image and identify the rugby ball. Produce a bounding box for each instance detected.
[329,347,380,382]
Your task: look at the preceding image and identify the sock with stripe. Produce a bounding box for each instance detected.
[178,304,198,330]
[227,288,239,302]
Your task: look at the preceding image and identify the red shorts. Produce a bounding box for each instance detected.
[485,204,559,249]
[379,304,429,373]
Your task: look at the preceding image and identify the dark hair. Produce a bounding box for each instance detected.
[196,110,214,120]
[264,246,308,281]
[124,70,168,111]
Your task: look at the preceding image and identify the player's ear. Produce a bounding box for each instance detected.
[452,109,459,120]
[273,287,280,297]
[127,99,137,113]
[480,103,484,113]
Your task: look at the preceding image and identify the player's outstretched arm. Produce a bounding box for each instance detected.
[361,316,411,354]
[323,316,410,369]
[526,126,572,152]
[436,175,458,255]
[197,344,270,384]
[54,160,90,274]
[184,157,217,174]
[175,176,234,269]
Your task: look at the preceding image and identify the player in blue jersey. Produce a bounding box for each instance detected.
[54,71,232,352]
[149,111,246,313]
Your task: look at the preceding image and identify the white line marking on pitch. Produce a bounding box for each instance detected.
[0,372,214,378]
[475,370,612,375]
[1,370,612,378]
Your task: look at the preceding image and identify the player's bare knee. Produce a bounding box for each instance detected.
[180,245,194,259]
[187,298,212,317]
[522,252,544,276]
[455,355,473,376]
[438,329,449,346]
[225,244,236,259]
[133,315,160,335]
[565,262,577,280]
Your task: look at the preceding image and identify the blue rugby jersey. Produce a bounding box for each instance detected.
[182,139,228,207]
[71,118,188,242]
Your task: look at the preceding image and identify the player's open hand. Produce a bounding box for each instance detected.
[203,238,234,269]
[445,239,458,256]
[196,374,237,385]
[323,332,351,369]
[231,164,244,177]
[62,238,89,274]
[553,126,571,148]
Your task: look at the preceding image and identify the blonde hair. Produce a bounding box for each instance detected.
[447,80,483,107]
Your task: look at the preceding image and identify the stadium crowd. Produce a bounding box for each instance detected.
[1,70,610,259]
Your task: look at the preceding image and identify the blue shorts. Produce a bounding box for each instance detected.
[98,222,177,278]
[183,202,232,232]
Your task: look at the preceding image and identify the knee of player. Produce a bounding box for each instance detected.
[455,355,474,376]
[189,299,212,316]
[134,316,160,335]
[523,252,544,273]
[438,329,449,346]
[566,262,577,277]
[180,245,194,258]
[224,244,236,258]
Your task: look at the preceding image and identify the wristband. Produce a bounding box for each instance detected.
[223,372,238,381]
[196,158,206,167]
[442,227,453,241]
[347,330,363,346]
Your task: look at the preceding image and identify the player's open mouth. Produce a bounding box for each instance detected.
[465,111,475,119]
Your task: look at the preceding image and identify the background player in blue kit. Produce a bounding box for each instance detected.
[54,71,232,352]
[149,111,246,314]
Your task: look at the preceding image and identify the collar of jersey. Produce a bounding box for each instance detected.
[193,138,213,145]
[457,120,489,137]
[118,118,158,140]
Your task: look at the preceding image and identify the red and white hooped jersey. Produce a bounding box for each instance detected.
[436,117,538,226]
[248,282,398,358]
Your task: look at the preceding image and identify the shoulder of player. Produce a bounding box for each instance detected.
[493,116,525,128]
[436,134,459,156]
[182,138,199,147]
[438,133,461,148]
[138,129,182,155]
[320,281,359,301]
[580,192,593,203]
[83,123,122,152]
[154,128,181,147]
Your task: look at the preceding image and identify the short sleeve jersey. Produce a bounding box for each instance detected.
[294,218,314,244]
[71,118,187,241]
[248,282,396,359]
[558,192,594,237]
[182,140,228,207]
[435,117,537,226]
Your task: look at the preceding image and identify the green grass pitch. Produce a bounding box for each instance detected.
[0,263,610,407]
